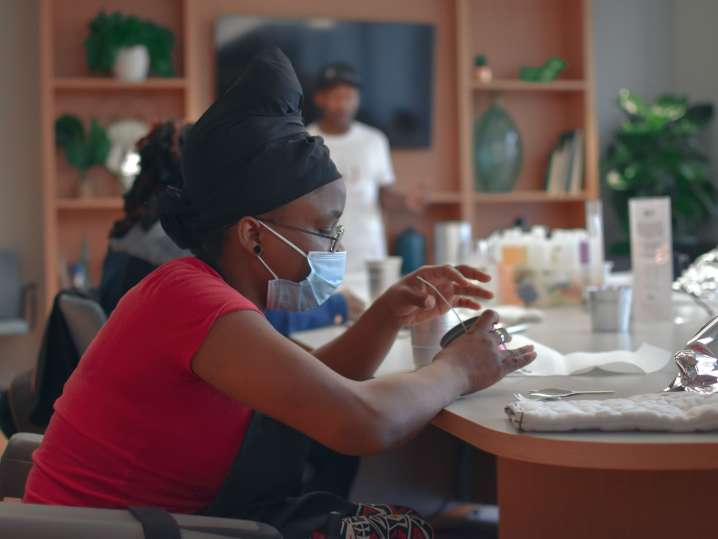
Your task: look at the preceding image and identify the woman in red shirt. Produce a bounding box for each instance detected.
[24,48,535,537]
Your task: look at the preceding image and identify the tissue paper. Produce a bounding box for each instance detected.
[508,334,671,376]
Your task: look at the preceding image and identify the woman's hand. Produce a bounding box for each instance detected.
[436,310,536,394]
[376,264,494,328]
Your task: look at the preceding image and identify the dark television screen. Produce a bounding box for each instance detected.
[216,16,435,148]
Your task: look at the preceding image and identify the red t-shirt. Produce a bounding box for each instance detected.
[24,257,259,513]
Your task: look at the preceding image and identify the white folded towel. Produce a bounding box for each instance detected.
[505,392,718,432]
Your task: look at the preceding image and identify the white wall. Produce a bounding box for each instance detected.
[592,0,718,255]
[591,0,675,264]
[0,0,43,385]
[673,0,718,242]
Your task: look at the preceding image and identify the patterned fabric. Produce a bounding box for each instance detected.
[312,503,433,539]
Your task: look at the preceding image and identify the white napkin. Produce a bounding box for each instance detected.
[507,334,671,376]
[506,392,718,432]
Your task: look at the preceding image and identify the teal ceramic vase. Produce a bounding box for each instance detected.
[473,101,523,192]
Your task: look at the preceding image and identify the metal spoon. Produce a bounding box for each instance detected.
[526,388,615,400]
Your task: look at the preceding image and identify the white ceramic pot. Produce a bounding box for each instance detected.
[113,45,150,82]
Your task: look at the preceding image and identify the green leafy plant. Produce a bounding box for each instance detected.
[55,115,111,181]
[85,11,175,77]
[604,89,716,249]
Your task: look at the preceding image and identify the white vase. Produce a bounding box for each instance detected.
[113,45,150,82]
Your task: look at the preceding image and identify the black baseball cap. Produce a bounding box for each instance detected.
[315,63,362,91]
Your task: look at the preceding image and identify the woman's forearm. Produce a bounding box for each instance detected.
[334,356,468,455]
[313,297,400,380]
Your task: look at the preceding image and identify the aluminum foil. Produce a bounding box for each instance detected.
[667,316,718,393]
[673,247,718,316]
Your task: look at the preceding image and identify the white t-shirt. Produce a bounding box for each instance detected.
[307,122,395,273]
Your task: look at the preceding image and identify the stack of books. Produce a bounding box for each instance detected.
[545,129,584,195]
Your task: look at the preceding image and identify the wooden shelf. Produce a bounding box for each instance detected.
[425,191,463,204]
[41,0,191,309]
[474,191,589,203]
[54,78,187,92]
[471,79,587,92]
[56,198,123,211]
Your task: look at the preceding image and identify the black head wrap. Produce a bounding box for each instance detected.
[159,48,340,252]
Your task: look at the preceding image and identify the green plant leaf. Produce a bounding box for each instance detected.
[610,190,632,234]
[621,120,657,135]
[684,104,714,126]
[678,160,708,183]
[652,95,688,122]
[686,180,718,216]
[85,11,118,73]
[618,89,648,117]
[605,169,629,190]
[608,240,631,257]
[55,115,85,147]
[63,138,90,172]
[86,119,111,168]
[55,116,109,177]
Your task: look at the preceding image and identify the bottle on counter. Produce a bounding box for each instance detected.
[585,200,606,287]
[395,227,426,275]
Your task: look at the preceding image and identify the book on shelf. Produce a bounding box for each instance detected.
[545,129,584,195]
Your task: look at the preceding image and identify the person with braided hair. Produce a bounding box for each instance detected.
[98,122,190,314]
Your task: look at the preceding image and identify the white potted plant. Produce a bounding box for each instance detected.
[85,11,175,82]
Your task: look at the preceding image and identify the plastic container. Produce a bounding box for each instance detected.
[586,286,633,333]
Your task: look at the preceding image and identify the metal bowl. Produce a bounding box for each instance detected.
[440,317,510,348]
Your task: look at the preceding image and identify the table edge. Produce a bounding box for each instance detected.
[432,409,718,471]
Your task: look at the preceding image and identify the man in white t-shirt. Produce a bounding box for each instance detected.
[308,63,419,274]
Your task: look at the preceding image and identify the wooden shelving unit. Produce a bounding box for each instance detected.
[473,192,590,203]
[38,0,598,311]
[40,0,189,308]
[423,192,464,204]
[53,78,187,92]
[471,79,587,92]
[455,0,598,237]
[56,198,124,211]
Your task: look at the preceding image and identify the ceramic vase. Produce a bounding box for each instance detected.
[113,45,150,82]
[473,100,523,192]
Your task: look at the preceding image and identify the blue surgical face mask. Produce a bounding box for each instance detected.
[256,222,346,312]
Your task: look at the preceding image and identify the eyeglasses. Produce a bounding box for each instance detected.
[258,220,345,253]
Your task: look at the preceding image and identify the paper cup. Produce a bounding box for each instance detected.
[366,257,403,301]
[410,312,455,369]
